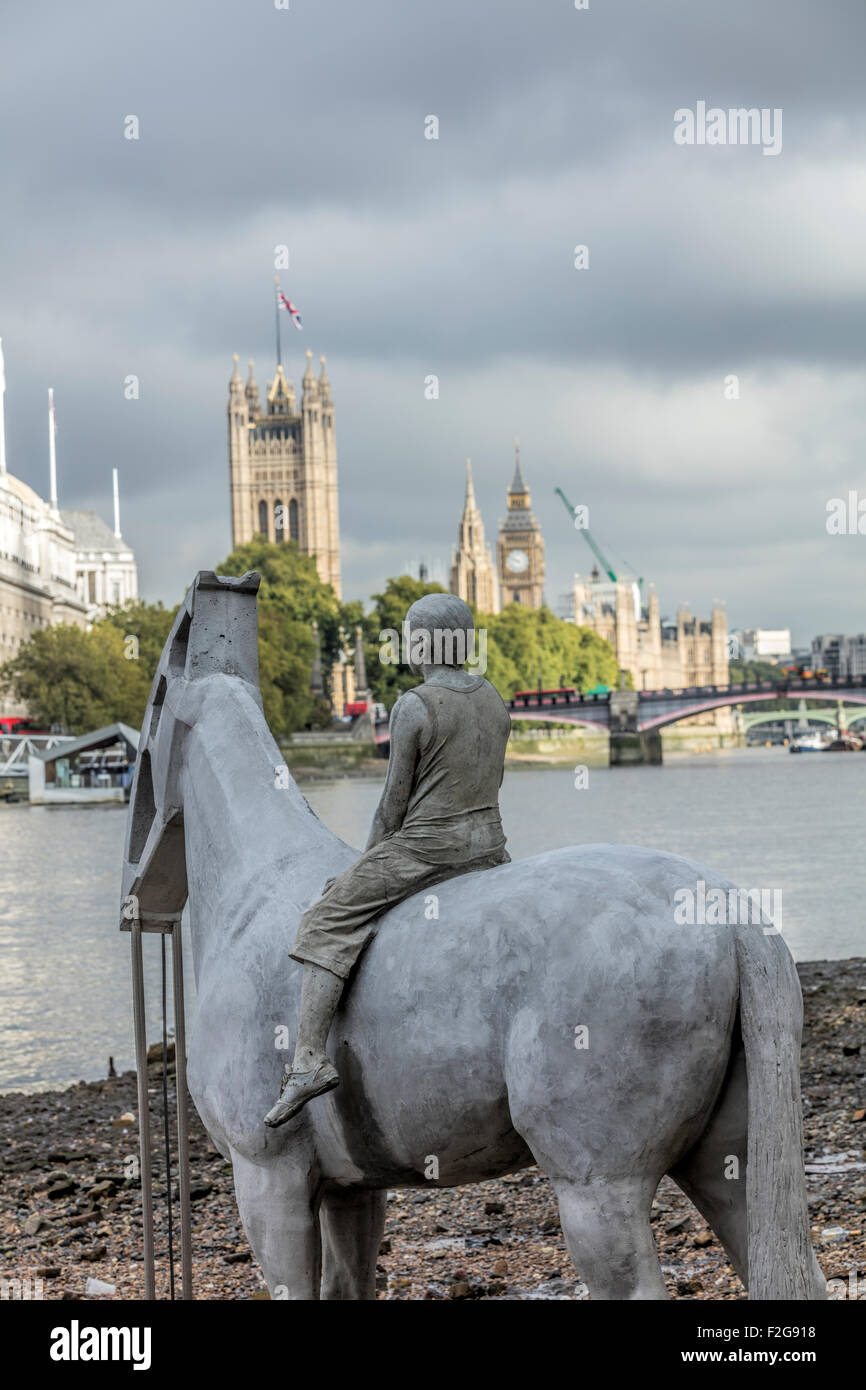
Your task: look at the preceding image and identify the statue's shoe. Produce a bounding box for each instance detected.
[263,1059,340,1128]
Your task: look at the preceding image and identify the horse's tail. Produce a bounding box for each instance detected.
[734,921,818,1299]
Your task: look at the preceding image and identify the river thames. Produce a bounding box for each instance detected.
[0,747,863,1092]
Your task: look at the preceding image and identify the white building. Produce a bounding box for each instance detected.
[61,471,138,619]
[0,340,138,713]
[731,628,792,662]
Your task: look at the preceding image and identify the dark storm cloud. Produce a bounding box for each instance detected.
[0,0,863,638]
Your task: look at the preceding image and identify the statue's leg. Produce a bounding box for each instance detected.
[319,1188,388,1301]
[668,1043,749,1288]
[669,1045,827,1299]
[552,1175,668,1300]
[293,963,345,1071]
[230,1146,322,1299]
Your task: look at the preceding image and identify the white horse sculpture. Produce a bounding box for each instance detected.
[120,571,825,1301]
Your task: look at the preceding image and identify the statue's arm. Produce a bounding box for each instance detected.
[365,693,424,850]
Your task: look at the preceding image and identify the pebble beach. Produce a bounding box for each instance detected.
[2,958,864,1301]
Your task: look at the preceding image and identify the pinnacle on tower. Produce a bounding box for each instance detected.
[302,348,318,406]
[229,353,243,389]
[245,360,260,413]
[464,458,477,506]
[354,624,369,697]
[266,362,294,414]
[319,354,332,405]
[310,619,324,695]
[509,437,526,493]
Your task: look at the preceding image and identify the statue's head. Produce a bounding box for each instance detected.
[404,593,475,674]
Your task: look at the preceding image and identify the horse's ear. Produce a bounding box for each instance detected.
[181,570,262,687]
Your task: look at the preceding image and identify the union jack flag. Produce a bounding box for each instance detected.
[278,292,303,330]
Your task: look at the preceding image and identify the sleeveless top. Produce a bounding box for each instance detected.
[397,676,512,864]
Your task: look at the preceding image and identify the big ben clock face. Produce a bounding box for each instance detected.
[506,548,529,574]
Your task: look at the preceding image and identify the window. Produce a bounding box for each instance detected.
[289,498,299,543]
[258,500,268,538]
[274,500,285,543]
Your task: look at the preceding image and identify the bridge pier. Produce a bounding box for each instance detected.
[609,728,663,765]
[608,689,663,766]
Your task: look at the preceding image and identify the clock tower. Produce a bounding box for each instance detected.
[497,441,545,607]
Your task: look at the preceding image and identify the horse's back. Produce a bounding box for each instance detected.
[314,843,742,1186]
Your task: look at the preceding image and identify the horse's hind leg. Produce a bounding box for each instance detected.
[230,1148,322,1300]
[319,1188,387,1300]
[670,1044,827,1299]
[552,1175,668,1300]
[669,1042,749,1288]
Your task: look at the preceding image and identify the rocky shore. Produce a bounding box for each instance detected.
[2,959,863,1301]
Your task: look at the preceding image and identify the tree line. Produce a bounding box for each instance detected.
[0,538,620,738]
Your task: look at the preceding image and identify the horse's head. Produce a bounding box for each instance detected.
[119,570,261,931]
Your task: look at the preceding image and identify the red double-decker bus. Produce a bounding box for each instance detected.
[0,717,48,736]
[513,686,578,703]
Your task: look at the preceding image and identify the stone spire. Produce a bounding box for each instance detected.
[302,349,318,407]
[354,624,369,697]
[509,437,526,494]
[266,362,294,415]
[245,360,260,414]
[229,353,243,393]
[450,458,499,613]
[464,457,477,508]
[310,619,324,695]
[318,355,332,405]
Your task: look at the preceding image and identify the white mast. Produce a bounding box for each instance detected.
[113,467,121,537]
[0,337,7,477]
[48,387,58,509]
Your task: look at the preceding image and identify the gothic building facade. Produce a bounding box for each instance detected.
[227,350,341,597]
[572,571,731,727]
[449,460,499,613]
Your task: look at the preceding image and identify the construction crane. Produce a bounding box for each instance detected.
[554,488,643,592]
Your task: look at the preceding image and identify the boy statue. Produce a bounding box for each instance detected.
[264,593,512,1127]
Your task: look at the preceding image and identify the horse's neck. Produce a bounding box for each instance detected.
[179,675,344,965]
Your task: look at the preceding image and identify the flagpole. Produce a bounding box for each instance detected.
[0,337,7,478]
[48,387,58,510]
[274,277,282,369]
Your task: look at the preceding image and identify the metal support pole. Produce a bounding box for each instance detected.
[171,922,194,1299]
[130,919,155,1299]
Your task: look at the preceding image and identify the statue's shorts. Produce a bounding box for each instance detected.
[289,835,510,980]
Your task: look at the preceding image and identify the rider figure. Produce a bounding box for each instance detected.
[264,593,512,1127]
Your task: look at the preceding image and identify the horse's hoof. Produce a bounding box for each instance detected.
[264,1060,340,1128]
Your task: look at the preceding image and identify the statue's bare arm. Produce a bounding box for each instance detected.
[365,692,425,850]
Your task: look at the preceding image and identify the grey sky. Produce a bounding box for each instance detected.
[1,0,864,644]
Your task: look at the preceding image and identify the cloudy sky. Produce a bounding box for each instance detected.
[1,0,863,644]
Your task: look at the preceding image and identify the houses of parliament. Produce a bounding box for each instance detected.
[227,348,341,597]
[227,349,544,616]
[449,444,546,614]
[225,356,725,706]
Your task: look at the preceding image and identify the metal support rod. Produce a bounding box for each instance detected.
[130,919,155,1299]
[171,921,194,1299]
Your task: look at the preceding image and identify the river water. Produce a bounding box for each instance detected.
[0,747,863,1093]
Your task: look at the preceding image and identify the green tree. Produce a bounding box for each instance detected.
[216,538,362,737]
[0,623,152,734]
[360,578,620,710]
[481,604,620,700]
[98,599,178,676]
